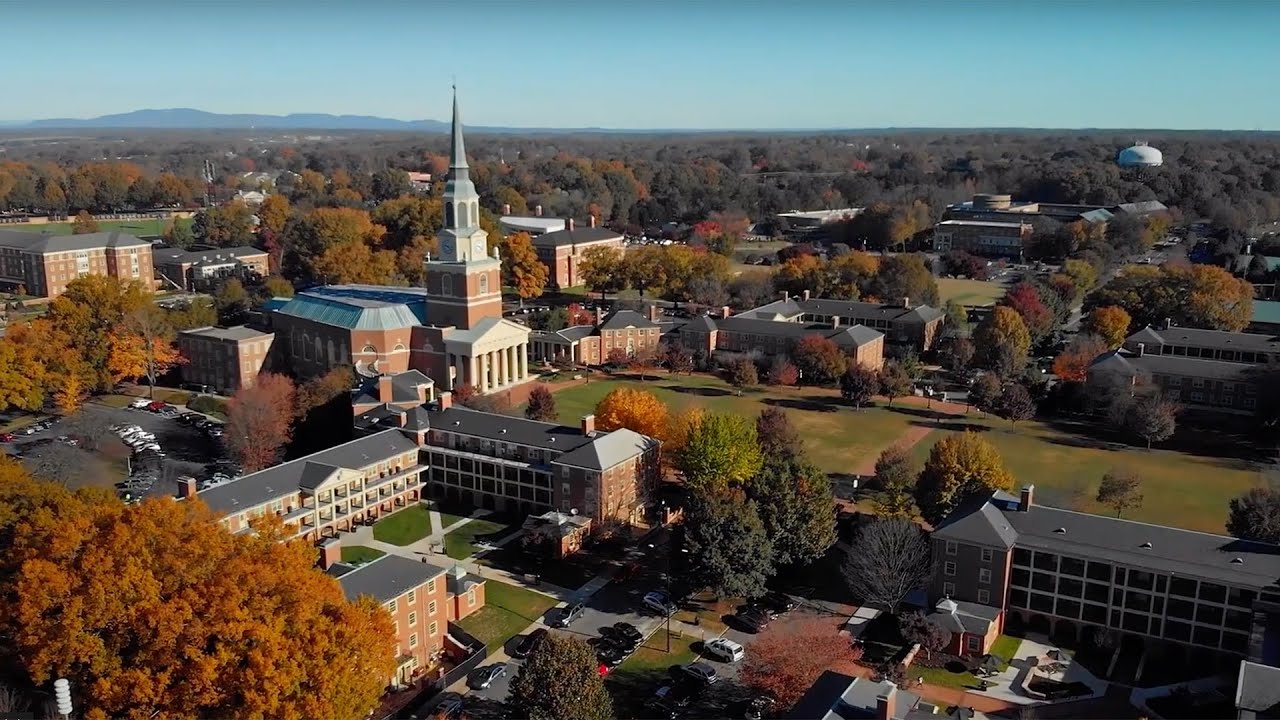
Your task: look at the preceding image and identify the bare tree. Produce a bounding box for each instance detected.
[27,442,94,487]
[62,410,117,452]
[842,517,933,612]
[0,682,26,714]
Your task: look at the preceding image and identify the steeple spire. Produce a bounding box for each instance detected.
[450,85,468,172]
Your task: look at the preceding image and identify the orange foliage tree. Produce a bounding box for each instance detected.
[107,307,186,399]
[740,616,863,708]
[1083,305,1132,349]
[225,373,296,471]
[1052,335,1111,382]
[0,463,396,720]
[594,387,669,441]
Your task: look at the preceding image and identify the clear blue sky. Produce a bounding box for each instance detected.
[7,0,1279,129]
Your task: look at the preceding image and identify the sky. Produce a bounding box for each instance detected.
[6,0,1280,130]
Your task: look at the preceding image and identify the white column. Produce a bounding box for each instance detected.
[468,355,478,389]
[485,352,494,390]
[503,345,513,385]
[498,346,508,387]
[522,342,529,379]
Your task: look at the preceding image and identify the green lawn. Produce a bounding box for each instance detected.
[550,375,916,474]
[454,579,558,650]
[438,511,470,530]
[372,504,433,546]
[613,629,698,676]
[4,218,192,237]
[341,545,385,564]
[914,663,980,690]
[938,278,1007,306]
[444,518,513,559]
[0,415,40,433]
[910,415,1260,533]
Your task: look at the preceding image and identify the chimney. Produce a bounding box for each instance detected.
[378,374,394,403]
[589,215,597,228]
[648,304,661,322]
[595,306,605,326]
[876,686,897,720]
[581,414,596,436]
[568,218,576,232]
[783,291,790,302]
[720,305,731,319]
[535,205,543,217]
[832,315,841,328]
[1164,317,1173,330]
[397,409,408,428]
[319,537,342,570]
[1020,485,1035,512]
[1136,342,1145,357]
[177,475,197,500]
[903,296,911,308]
[502,203,511,215]
[802,289,811,301]
[438,391,453,411]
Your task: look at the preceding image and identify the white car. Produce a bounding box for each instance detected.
[642,591,677,616]
[703,638,744,663]
[129,398,150,409]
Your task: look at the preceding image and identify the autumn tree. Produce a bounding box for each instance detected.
[1051,334,1110,382]
[915,431,1015,522]
[968,373,1001,415]
[451,383,478,407]
[1228,486,1280,544]
[878,360,912,407]
[525,385,558,422]
[681,491,775,599]
[1125,392,1178,448]
[728,357,758,388]
[841,364,879,409]
[257,193,291,236]
[1001,282,1055,343]
[665,344,695,375]
[740,616,862,709]
[501,231,549,302]
[974,306,1031,376]
[872,253,940,307]
[0,469,396,720]
[193,200,255,247]
[898,611,951,660]
[1097,468,1144,518]
[874,444,916,517]
[0,336,48,412]
[745,455,837,567]
[756,407,800,460]
[1083,305,1132,349]
[577,245,627,299]
[676,412,763,494]
[996,382,1036,424]
[594,387,669,440]
[790,335,847,385]
[842,517,933,612]
[44,275,151,392]
[290,366,355,455]
[108,306,186,400]
[942,337,975,372]
[225,373,296,472]
[72,209,99,234]
[507,634,612,720]
[1086,264,1253,332]
[766,356,799,386]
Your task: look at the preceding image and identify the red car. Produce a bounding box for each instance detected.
[147,400,166,412]
[0,433,13,442]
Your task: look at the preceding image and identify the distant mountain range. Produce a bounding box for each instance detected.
[7,108,659,133]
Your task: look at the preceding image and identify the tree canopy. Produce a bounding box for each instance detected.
[915,431,1015,522]
[507,634,612,720]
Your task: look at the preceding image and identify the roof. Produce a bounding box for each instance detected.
[1112,200,1167,214]
[531,226,622,247]
[554,325,596,342]
[1127,324,1280,356]
[180,325,273,342]
[599,309,659,330]
[196,429,420,513]
[154,245,265,265]
[500,216,566,234]
[430,406,595,453]
[797,298,944,324]
[787,672,921,720]
[932,492,1020,549]
[1092,348,1255,381]
[554,428,658,471]
[777,207,864,222]
[1253,300,1280,326]
[275,292,423,331]
[930,600,1001,635]
[1234,255,1280,274]
[1237,661,1280,713]
[830,325,885,347]
[1079,209,1115,223]
[1117,144,1163,167]
[390,370,433,404]
[684,315,718,332]
[935,220,1030,229]
[334,554,449,604]
[0,229,151,254]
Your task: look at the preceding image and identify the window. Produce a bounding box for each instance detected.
[429,621,439,637]
[981,548,993,562]
[479,274,489,294]
[407,590,416,605]
[1223,395,1234,406]
[427,579,436,594]
[978,589,991,604]
[966,636,981,652]
[387,599,398,613]
[944,561,956,576]
[408,633,418,648]
[1191,377,1205,388]
[468,589,476,606]
[408,611,417,627]
[945,541,958,556]
[442,274,453,295]
[979,568,992,584]
[1246,397,1258,409]
[1190,391,1204,402]
[943,582,956,596]
[428,600,438,615]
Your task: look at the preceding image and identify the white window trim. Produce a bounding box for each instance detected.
[944,561,957,577]
[945,541,958,556]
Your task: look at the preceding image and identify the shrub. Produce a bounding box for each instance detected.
[187,395,228,416]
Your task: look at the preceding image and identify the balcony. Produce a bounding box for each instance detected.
[364,466,422,495]
[283,505,315,523]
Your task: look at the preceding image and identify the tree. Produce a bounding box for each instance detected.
[163,218,196,249]
[665,344,694,375]
[996,382,1036,424]
[1061,258,1098,294]
[840,363,879,409]
[1086,264,1253,333]
[257,193,291,236]
[193,200,256,247]
[0,337,48,412]
[756,407,799,459]
[746,455,837,567]
[1228,486,1280,544]
[1097,468,1144,517]
[729,357,758,388]
[1083,305,1131,350]
[1051,334,1110,382]
[605,347,629,367]
[841,517,933,612]
[371,168,412,202]
[898,611,950,660]
[974,306,1031,376]
[225,373,296,472]
[525,385,557,422]
[501,231,549,302]
[214,277,252,325]
[0,469,395,720]
[71,209,99,234]
[739,616,862,709]
[915,431,1015,522]
[108,306,185,400]
[790,335,846,385]
[507,633,612,720]
[682,492,775,599]
[577,245,627,299]
[766,356,798,386]
[942,337,975,372]
[968,373,1002,415]
[878,360,912,407]
[872,253,939,307]
[594,387,669,440]
[1001,282,1055,342]
[1125,393,1178,448]
[676,412,763,494]
[451,383,478,407]
[44,275,151,392]
[873,444,916,517]
[944,300,970,333]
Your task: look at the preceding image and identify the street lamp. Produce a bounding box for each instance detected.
[648,542,689,653]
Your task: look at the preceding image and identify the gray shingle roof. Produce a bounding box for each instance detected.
[0,229,151,253]
[930,600,1001,635]
[555,325,596,342]
[715,316,883,347]
[798,298,944,325]
[787,672,922,720]
[181,325,273,342]
[684,315,718,332]
[554,427,658,471]
[431,407,595,453]
[391,370,433,404]
[153,245,265,265]
[829,325,885,348]
[275,292,424,331]
[531,227,622,247]
[736,298,803,320]
[1237,661,1280,713]
[334,554,449,604]
[1127,325,1280,356]
[196,429,420,513]
[599,309,659,330]
[932,492,1019,549]
[1092,348,1255,381]
[1112,200,1168,215]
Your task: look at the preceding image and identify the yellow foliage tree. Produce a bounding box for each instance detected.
[915,431,1014,522]
[594,388,669,441]
[1083,305,1132,349]
[257,193,291,235]
[501,231,549,301]
[312,241,400,285]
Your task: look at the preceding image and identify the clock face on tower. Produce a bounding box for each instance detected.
[441,238,455,257]
[472,238,486,257]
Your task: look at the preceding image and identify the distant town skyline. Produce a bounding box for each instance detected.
[7,0,1280,130]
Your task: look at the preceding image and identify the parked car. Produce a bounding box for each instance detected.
[671,661,719,685]
[0,433,14,442]
[552,601,585,628]
[159,407,180,419]
[432,695,464,720]
[130,398,151,409]
[654,681,700,707]
[595,640,628,669]
[147,400,166,412]
[731,607,771,634]
[759,592,798,615]
[703,637,745,663]
[602,622,643,651]
[177,413,201,425]
[513,628,548,659]
[467,663,507,690]
[643,591,677,616]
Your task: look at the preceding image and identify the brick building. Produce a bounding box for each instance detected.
[153,245,268,291]
[932,220,1032,258]
[0,229,154,298]
[530,219,623,289]
[177,325,275,394]
[529,308,669,366]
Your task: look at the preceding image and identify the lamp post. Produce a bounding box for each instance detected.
[648,541,688,653]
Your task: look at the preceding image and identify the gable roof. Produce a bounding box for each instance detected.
[181,325,273,342]
[932,492,1019,549]
[334,554,449,604]
[684,315,718,332]
[1112,200,1168,215]
[153,245,265,265]
[829,324,885,348]
[599,309,659,330]
[0,229,152,254]
[1127,325,1280,355]
[430,406,595,453]
[390,370,433,404]
[1092,348,1255,381]
[531,226,621,247]
[554,427,659,471]
[930,599,1001,635]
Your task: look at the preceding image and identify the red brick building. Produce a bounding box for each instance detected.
[0,229,155,298]
[531,218,623,289]
[177,325,275,394]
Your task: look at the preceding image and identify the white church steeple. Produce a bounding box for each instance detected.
[437,87,487,262]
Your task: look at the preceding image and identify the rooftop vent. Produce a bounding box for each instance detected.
[1231,557,1244,565]
[548,437,556,443]
[453,421,461,426]
[499,429,508,434]
[1053,527,1067,534]
[1140,541,1153,549]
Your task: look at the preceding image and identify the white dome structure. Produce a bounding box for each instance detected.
[1118,142,1163,167]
